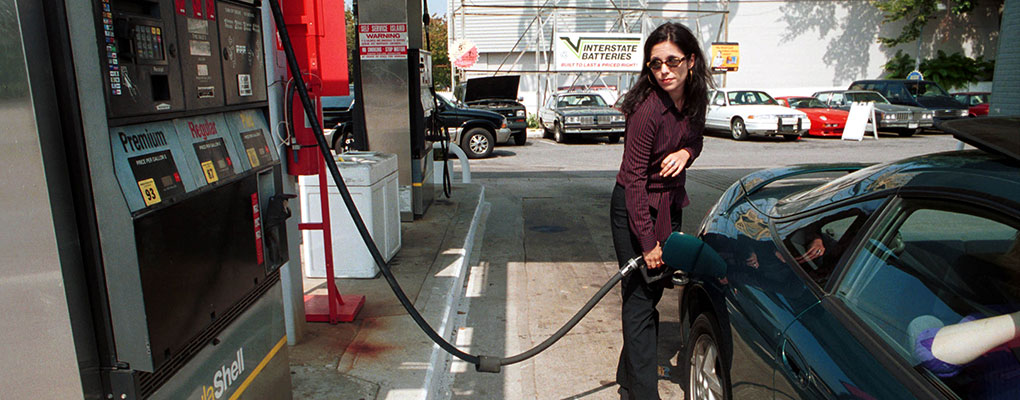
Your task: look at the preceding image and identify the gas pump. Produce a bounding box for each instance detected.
[9,0,295,398]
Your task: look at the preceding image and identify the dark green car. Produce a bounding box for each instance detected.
[679,117,1020,399]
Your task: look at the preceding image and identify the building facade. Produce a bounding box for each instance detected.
[448,0,1003,114]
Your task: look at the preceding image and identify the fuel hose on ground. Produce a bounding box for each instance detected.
[267,0,664,373]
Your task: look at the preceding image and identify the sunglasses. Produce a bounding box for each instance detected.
[646,56,687,70]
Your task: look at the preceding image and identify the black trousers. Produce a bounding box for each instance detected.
[610,184,682,400]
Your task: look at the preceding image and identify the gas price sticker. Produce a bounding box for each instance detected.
[246,148,260,168]
[137,178,162,206]
[201,160,219,183]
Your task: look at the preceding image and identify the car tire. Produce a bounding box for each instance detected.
[782,134,799,141]
[554,122,567,144]
[540,119,551,138]
[730,118,749,141]
[513,130,527,146]
[462,127,494,159]
[607,134,620,144]
[682,313,730,400]
[896,128,918,137]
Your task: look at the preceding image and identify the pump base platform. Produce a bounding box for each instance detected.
[303,294,365,323]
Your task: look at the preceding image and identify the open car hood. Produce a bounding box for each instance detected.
[463,76,520,102]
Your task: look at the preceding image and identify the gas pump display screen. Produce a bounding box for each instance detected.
[128,150,185,206]
[193,138,236,184]
[239,129,272,168]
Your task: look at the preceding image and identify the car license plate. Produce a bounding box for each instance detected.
[908,122,918,129]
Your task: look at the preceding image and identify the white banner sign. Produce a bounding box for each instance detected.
[359,23,408,60]
[842,102,879,141]
[555,33,643,72]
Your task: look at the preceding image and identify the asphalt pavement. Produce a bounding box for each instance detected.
[287,128,962,399]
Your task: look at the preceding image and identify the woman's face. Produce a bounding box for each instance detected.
[648,41,692,98]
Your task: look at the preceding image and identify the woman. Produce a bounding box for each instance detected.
[611,22,711,399]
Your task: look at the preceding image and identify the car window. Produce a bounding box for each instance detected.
[776,199,884,288]
[712,91,726,106]
[908,82,951,98]
[846,92,889,104]
[835,200,1020,397]
[882,83,912,102]
[831,93,845,106]
[790,98,826,108]
[953,94,969,104]
[815,92,830,103]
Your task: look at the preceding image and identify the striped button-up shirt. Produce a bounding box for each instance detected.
[615,88,704,252]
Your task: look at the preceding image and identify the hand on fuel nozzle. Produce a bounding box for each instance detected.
[643,242,664,270]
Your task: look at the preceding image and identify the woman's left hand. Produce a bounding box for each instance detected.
[660,149,691,178]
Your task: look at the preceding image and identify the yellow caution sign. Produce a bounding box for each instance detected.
[201,160,219,183]
[138,178,162,206]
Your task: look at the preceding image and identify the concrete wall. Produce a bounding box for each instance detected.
[990,0,1018,115]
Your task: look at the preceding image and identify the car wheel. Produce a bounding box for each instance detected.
[541,118,551,138]
[607,134,620,144]
[781,134,799,141]
[683,313,729,400]
[513,130,527,146]
[554,122,566,143]
[730,118,748,141]
[897,128,918,137]
[332,125,355,153]
[462,127,494,159]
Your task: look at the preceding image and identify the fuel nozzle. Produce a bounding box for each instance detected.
[627,233,728,284]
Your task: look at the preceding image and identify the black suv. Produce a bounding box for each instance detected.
[321,85,356,152]
[455,76,528,145]
[434,95,511,159]
[849,79,969,126]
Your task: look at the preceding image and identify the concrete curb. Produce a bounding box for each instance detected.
[422,186,488,399]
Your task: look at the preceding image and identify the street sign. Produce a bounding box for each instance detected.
[907,70,924,80]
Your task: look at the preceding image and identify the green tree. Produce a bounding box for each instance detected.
[424,15,450,90]
[870,0,994,47]
[883,49,995,89]
[346,10,356,82]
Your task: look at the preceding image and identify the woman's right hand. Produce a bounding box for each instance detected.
[644,242,664,270]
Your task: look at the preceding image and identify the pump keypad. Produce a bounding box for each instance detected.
[133,25,165,62]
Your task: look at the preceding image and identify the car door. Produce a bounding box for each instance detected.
[777,195,1020,399]
[706,91,728,129]
[539,96,556,128]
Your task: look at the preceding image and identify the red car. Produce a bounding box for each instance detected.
[951,92,990,117]
[776,96,850,137]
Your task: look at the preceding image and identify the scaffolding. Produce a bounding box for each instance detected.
[448,1,731,105]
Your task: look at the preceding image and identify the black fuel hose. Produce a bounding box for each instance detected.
[267,0,641,373]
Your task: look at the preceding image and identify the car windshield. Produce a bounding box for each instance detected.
[905,81,951,98]
[558,94,607,107]
[437,95,460,108]
[788,98,827,109]
[727,91,778,105]
[845,92,890,104]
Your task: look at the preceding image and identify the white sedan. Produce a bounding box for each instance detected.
[706,89,811,140]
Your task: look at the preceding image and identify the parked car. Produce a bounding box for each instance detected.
[678,117,1020,400]
[321,85,356,152]
[849,79,969,125]
[434,94,511,158]
[813,90,934,136]
[538,92,625,143]
[951,91,991,117]
[455,75,528,145]
[706,89,810,140]
[776,96,850,137]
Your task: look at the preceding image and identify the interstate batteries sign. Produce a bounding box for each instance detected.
[555,33,643,72]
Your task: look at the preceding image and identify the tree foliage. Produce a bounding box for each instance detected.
[870,0,979,47]
[883,49,995,89]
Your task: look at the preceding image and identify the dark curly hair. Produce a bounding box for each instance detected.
[619,22,713,122]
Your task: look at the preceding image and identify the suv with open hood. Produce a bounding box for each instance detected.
[455,76,528,145]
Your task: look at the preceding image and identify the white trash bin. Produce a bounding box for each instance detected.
[300,151,400,278]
